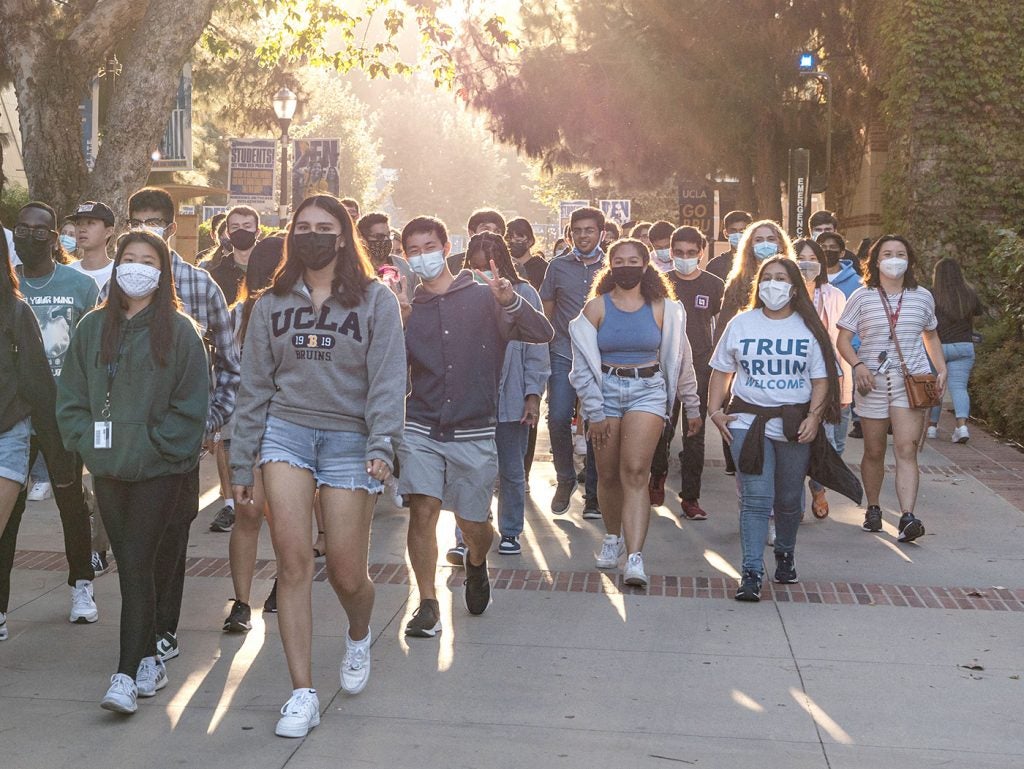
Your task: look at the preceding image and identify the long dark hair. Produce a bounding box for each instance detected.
[865,234,919,289]
[467,231,522,284]
[272,194,374,308]
[723,219,795,318]
[0,219,23,339]
[100,231,181,368]
[931,257,978,321]
[590,238,675,302]
[239,237,286,344]
[747,256,840,424]
[792,237,828,288]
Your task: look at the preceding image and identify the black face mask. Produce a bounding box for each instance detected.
[292,232,337,271]
[822,249,842,268]
[13,234,53,269]
[610,265,644,290]
[508,241,531,259]
[228,229,258,251]
[367,239,393,264]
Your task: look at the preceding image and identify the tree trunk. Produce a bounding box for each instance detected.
[752,108,783,221]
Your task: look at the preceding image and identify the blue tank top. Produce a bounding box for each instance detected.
[597,294,661,365]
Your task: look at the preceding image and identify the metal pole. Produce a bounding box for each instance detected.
[820,72,832,189]
[279,122,291,223]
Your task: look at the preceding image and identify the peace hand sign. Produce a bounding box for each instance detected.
[475,259,516,307]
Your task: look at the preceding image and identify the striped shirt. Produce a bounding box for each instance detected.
[837,286,937,375]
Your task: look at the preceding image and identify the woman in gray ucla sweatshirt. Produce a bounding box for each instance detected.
[229,194,406,739]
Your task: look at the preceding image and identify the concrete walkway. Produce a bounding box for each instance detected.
[1,407,1022,769]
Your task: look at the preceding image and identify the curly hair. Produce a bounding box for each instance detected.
[723,219,794,318]
[588,238,676,303]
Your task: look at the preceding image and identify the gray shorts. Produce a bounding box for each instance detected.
[397,429,497,522]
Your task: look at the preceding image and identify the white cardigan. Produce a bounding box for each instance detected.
[568,298,700,423]
[814,283,853,404]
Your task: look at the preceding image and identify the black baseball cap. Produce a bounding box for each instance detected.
[69,201,115,226]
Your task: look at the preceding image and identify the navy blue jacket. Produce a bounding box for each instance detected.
[405,271,553,441]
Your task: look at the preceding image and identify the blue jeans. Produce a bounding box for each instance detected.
[495,421,529,537]
[547,354,598,500]
[729,429,810,575]
[930,342,975,422]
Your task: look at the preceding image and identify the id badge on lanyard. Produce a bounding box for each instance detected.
[95,338,124,449]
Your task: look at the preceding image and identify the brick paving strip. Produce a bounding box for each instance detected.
[13,549,1023,612]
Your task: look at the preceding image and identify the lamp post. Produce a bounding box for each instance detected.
[273,87,298,223]
[797,53,832,193]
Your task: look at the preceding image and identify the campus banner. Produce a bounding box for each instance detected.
[599,199,631,226]
[677,183,714,236]
[292,138,341,208]
[227,139,277,209]
[558,199,589,233]
[152,64,193,171]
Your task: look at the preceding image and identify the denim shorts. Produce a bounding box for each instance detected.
[259,414,384,493]
[601,371,668,419]
[0,417,32,485]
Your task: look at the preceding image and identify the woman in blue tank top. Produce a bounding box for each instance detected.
[569,239,702,588]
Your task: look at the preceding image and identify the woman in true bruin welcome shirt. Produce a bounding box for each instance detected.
[708,257,841,602]
[57,230,208,714]
[230,194,406,739]
[837,235,946,543]
[570,238,701,588]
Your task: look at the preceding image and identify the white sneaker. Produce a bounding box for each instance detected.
[623,552,648,588]
[385,477,404,508]
[100,673,138,714]
[340,630,371,694]
[136,656,168,697]
[0,611,7,641]
[275,689,320,738]
[70,580,98,623]
[952,425,970,444]
[766,518,776,546]
[595,534,625,569]
[27,482,51,501]
[926,426,938,439]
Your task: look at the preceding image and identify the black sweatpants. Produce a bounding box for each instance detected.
[95,472,186,676]
[154,464,200,638]
[651,363,711,501]
[0,441,94,612]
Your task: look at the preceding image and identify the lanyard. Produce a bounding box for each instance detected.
[880,289,905,339]
[102,335,127,419]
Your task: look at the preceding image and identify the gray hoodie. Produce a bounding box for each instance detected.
[230,280,407,487]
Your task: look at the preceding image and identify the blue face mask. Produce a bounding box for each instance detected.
[408,249,446,280]
[727,232,742,249]
[472,269,494,285]
[753,241,779,261]
[59,234,77,251]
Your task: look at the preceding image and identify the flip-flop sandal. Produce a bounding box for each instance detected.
[811,490,830,519]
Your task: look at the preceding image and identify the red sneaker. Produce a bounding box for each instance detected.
[648,473,667,506]
[680,499,708,520]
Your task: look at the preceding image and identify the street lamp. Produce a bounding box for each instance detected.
[797,53,832,193]
[273,87,298,223]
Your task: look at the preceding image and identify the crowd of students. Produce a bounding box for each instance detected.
[0,188,983,736]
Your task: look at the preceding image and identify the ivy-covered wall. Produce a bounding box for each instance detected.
[879,0,1024,274]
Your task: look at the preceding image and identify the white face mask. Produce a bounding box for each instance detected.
[797,260,821,281]
[408,249,446,280]
[879,257,909,279]
[116,262,161,299]
[674,257,699,276]
[758,279,793,311]
[142,224,166,240]
[652,248,673,272]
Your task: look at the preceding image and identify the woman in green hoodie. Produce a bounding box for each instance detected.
[57,230,209,716]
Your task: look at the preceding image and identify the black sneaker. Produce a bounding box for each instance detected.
[156,631,179,662]
[551,480,578,514]
[263,579,278,614]
[464,552,491,616]
[209,505,235,532]
[849,422,863,439]
[223,599,252,633]
[91,550,109,575]
[862,505,883,532]
[445,543,466,567]
[581,498,602,520]
[405,598,442,637]
[497,535,521,555]
[735,570,762,602]
[774,551,798,584]
[897,512,925,543]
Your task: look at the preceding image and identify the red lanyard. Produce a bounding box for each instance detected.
[880,289,905,339]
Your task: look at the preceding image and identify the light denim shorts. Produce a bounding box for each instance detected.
[0,417,32,485]
[259,414,384,493]
[601,371,668,419]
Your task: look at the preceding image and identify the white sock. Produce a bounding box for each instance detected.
[224,498,235,509]
[293,687,316,696]
[347,629,371,646]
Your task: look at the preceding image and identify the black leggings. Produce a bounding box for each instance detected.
[94,473,186,677]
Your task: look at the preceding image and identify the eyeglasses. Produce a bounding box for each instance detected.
[127,217,168,229]
[13,225,55,241]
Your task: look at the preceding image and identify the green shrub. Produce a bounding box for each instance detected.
[969,317,1024,439]
[0,184,30,229]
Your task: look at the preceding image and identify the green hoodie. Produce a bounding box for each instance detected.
[57,304,209,481]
